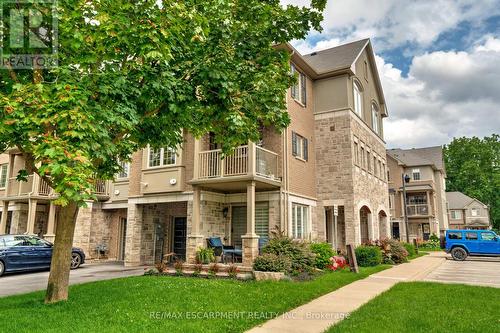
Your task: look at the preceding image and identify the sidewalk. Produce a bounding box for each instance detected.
[247,252,446,333]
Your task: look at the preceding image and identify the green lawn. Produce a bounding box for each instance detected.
[0,266,387,333]
[328,282,500,333]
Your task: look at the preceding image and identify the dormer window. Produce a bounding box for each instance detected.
[412,168,421,181]
[291,64,307,106]
[372,103,379,134]
[353,81,363,117]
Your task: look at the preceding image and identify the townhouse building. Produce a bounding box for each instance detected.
[0,38,390,266]
[446,191,491,230]
[386,147,449,241]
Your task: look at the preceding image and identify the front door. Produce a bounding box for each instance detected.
[118,217,127,261]
[392,222,400,240]
[153,222,164,264]
[173,217,187,260]
[422,223,430,241]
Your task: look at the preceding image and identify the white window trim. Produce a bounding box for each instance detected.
[353,81,363,117]
[471,208,479,217]
[147,146,177,169]
[372,104,379,134]
[412,168,421,181]
[291,65,306,105]
[0,164,8,189]
[117,161,130,180]
[451,210,462,220]
[291,203,309,240]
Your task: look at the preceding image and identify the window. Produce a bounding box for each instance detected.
[292,204,308,239]
[292,132,308,161]
[373,156,377,176]
[291,64,307,106]
[0,164,7,189]
[353,141,359,165]
[367,150,371,172]
[480,232,495,241]
[408,194,427,205]
[387,169,390,181]
[450,210,462,220]
[412,168,421,181]
[465,232,478,240]
[371,104,379,134]
[117,161,130,179]
[448,232,462,240]
[471,208,479,217]
[148,147,177,168]
[353,81,363,116]
[364,60,368,80]
[389,193,395,209]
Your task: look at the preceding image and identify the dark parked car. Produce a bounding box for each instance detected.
[0,235,85,276]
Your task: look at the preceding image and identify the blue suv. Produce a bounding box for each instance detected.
[445,230,500,261]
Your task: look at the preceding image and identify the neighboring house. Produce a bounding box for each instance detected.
[387,147,449,241]
[446,191,490,230]
[0,38,389,267]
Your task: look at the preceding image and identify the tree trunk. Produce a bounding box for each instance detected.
[45,201,80,304]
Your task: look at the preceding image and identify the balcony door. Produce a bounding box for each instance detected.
[231,203,269,248]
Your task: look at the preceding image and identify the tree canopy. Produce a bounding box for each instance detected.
[1,0,326,206]
[444,135,500,230]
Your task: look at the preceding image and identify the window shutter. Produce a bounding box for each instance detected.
[303,138,308,161]
[300,73,307,106]
[291,65,297,99]
[292,132,298,156]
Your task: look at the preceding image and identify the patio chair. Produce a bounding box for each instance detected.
[207,237,242,263]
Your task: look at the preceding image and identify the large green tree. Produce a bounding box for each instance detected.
[444,135,500,230]
[0,0,326,303]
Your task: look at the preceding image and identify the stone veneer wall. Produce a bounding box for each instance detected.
[314,111,389,246]
[9,207,28,234]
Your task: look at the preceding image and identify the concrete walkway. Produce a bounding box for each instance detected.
[247,252,446,333]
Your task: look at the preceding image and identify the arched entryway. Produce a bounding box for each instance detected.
[378,210,388,239]
[359,206,371,244]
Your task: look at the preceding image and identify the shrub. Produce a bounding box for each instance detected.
[355,245,382,267]
[381,239,409,264]
[196,248,215,264]
[174,259,184,275]
[253,253,292,273]
[429,233,439,242]
[310,242,336,269]
[155,262,167,274]
[208,263,220,278]
[403,243,416,257]
[262,236,316,273]
[193,263,203,277]
[227,264,239,278]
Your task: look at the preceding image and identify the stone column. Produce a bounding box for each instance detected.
[124,203,144,266]
[186,186,204,263]
[242,181,259,267]
[44,202,57,243]
[73,201,94,257]
[0,201,9,234]
[26,199,38,234]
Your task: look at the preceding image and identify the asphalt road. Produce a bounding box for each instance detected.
[0,262,146,297]
[424,254,500,288]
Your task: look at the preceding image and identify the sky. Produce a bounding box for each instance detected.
[282,0,500,149]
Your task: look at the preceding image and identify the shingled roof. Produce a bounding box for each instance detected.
[387,146,445,171]
[302,39,370,74]
[446,191,485,209]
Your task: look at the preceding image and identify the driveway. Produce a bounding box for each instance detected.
[0,262,147,297]
[424,253,500,288]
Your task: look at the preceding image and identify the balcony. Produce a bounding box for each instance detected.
[3,174,109,200]
[407,204,430,216]
[190,143,281,192]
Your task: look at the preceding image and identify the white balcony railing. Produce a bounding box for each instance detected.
[407,204,429,216]
[197,145,279,180]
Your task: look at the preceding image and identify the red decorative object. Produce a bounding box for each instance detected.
[327,256,347,271]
